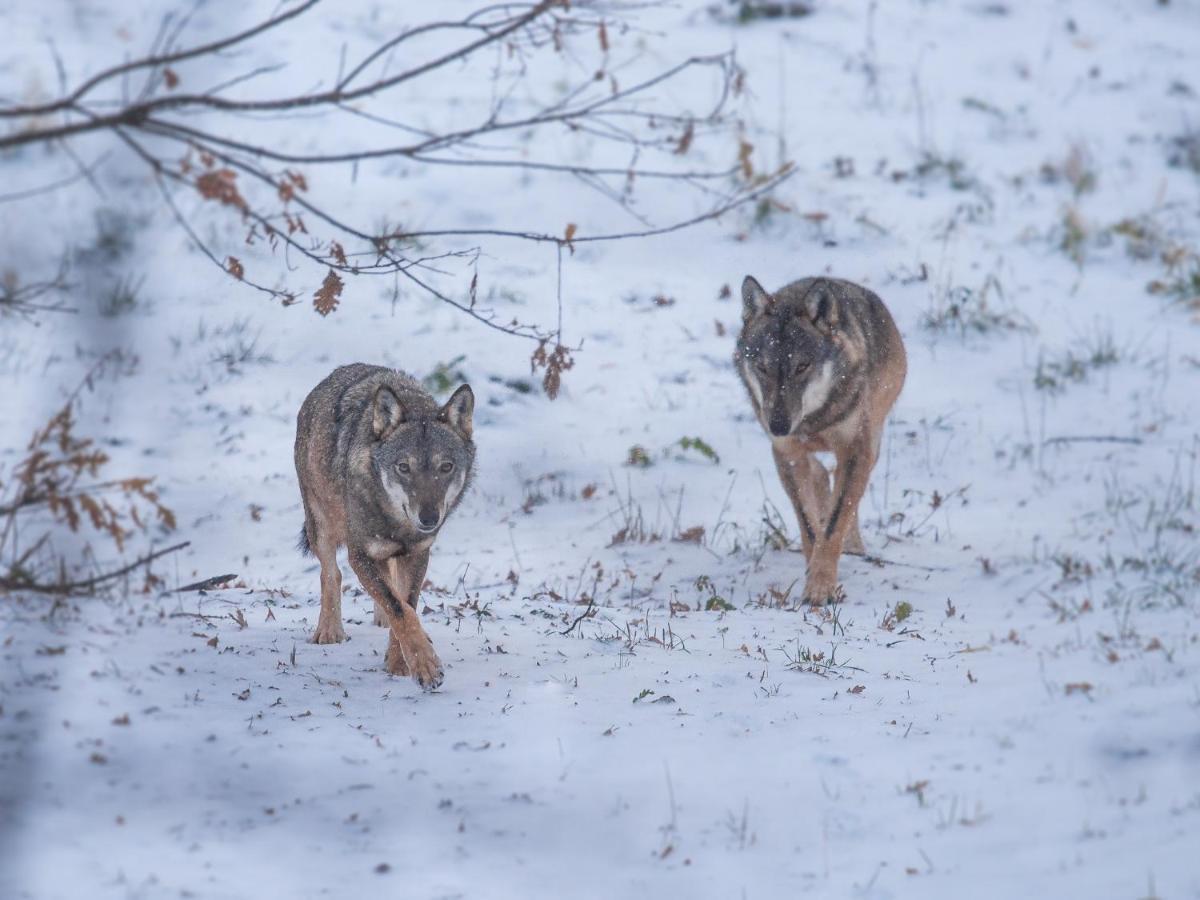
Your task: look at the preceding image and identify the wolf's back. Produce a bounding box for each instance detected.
[776,277,905,379]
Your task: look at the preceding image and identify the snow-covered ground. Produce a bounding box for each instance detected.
[2,1,1199,897]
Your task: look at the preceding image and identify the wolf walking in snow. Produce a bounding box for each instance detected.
[294,364,475,689]
[736,276,906,606]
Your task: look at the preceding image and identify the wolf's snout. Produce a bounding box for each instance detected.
[768,405,792,437]
[417,506,441,531]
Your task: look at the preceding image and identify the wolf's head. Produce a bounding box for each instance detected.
[370,384,476,534]
[735,275,846,438]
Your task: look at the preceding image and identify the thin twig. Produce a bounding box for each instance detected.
[0,0,322,118]
[560,596,597,636]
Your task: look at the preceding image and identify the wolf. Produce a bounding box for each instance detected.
[735,275,906,605]
[294,363,475,689]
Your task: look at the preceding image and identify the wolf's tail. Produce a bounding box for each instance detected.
[297,525,312,556]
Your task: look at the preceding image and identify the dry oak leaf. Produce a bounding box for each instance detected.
[196,169,247,212]
[314,269,344,316]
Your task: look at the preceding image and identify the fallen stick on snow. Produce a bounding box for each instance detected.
[1043,435,1143,446]
[171,572,239,593]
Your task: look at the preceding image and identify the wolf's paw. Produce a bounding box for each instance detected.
[404,641,444,691]
[311,620,347,644]
[802,576,845,607]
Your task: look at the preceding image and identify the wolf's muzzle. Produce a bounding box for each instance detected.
[417,507,441,532]
[768,405,792,437]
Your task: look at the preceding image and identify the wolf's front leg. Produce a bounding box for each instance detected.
[803,438,874,606]
[348,550,442,689]
[771,439,831,561]
[382,555,442,689]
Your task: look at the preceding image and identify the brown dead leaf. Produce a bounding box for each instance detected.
[563,222,578,255]
[848,684,866,695]
[313,269,343,316]
[163,68,179,89]
[530,341,574,400]
[196,169,247,212]
[674,120,695,156]
[226,256,245,280]
[1064,682,1093,696]
[738,139,754,179]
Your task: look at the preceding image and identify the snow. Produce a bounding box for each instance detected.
[2,1,1199,898]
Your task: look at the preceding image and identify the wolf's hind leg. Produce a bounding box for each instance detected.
[843,428,883,557]
[309,513,347,644]
[805,455,834,531]
[373,600,388,627]
[843,508,867,556]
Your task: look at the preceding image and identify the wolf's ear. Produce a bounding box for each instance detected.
[439,384,474,438]
[741,275,772,321]
[372,386,405,438]
[804,289,839,332]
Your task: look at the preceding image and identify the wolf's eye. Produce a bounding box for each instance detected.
[794,359,811,374]
[439,461,455,474]
[397,462,411,475]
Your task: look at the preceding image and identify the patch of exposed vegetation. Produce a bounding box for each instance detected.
[922,271,1032,336]
[1033,332,1121,394]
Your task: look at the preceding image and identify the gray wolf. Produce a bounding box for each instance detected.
[736,276,906,605]
[294,364,475,689]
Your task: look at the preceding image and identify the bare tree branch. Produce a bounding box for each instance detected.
[0,541,190,596]
[0,0,322,119]
[0,1,790,380]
